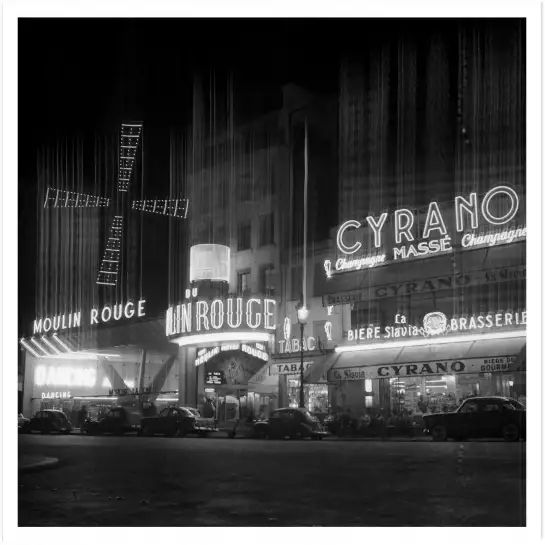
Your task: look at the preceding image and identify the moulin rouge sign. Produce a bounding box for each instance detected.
[324,185,526,278]
[33,300,146,334]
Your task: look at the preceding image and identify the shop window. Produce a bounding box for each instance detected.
[237,270,251,295]
[237,220,252,251]
[365,379,373,393]
[365,396,373,408]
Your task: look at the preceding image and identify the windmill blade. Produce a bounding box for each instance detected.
[96,215,123,286]
[44,187,110,208]
[118,122,143,193]
[132,197,189,219]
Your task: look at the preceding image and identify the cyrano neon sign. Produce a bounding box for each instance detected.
[328,185,525,277]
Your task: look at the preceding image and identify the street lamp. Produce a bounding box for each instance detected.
[296,305,309,408]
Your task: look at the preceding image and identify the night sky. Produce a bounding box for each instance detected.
[17,18,475,333]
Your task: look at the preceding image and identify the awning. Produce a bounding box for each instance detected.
[329,334,527,380]
[247,362,279,395]
[302,352,339,384]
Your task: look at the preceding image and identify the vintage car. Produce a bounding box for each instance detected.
[140,406,217,437]
[84,406,141,435]
[254,408,328,440]
[423,396,526,442]
[27,410,73,434]
[18,413,30,433]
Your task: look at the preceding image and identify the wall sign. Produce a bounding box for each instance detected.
[32,299,146,334]
[166,297,277,337]
[322,265,526,307]
[325,185,525,278]
[195,342,269,367]
[35,365,97,388]
[205,371,227,385]
[41,391,72,400]
[269,361,314,376]
[327,356,520,381]
[347,311,526,342]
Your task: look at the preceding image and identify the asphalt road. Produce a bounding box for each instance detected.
[18,434,526,527]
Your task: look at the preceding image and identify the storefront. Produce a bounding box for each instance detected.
[165,292,278,422]
[20,307,179,422]
[321,310,526,420]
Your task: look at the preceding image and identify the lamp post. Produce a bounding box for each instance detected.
[296,305,309,408]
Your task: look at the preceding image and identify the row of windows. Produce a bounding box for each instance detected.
[236,265,276,296]
[237,214,275,250]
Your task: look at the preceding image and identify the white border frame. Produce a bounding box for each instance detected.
[3,2,542,544]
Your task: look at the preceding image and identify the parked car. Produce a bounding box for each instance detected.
[27,410,73,434]
[423,396,526,442]
[18,413,30,433]
[84,406,141,435]
[140,406,217,437]
[254,408,328,440]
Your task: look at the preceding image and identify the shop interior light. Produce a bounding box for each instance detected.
[171,331,272,347]
[335,329,526,353]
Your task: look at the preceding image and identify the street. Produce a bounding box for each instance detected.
[18,434,526,526]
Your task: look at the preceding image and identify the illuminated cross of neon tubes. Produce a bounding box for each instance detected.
[42,122,189,288]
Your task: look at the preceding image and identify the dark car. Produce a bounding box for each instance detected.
[423,396,526,442]
[27,410,73,434]
[140,406,217,437]
[254,408,329,440]
[84,406,141,435]
[18,413,30,433]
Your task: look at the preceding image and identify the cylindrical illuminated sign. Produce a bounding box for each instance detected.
[190,244,230,283]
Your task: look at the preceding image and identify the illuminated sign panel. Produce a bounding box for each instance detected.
[33,300,146,334]
[346,311,526,343]
[327,356,520,382]
[35,365,97,388]
[325,185,525,278]
[166,297,277,338]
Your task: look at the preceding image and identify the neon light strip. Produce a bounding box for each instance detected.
[335,329,526,353]
[41,336,61,354]
[171,331,272,347]
[73,397,118,401]
[99,271,118,275]
[20,339,42,358]
[120,156,135,160]
[120,145,137,149]
[30,338,51,356]
[122,124,142,128]
[52,334,73,352]
[97,281,116,286]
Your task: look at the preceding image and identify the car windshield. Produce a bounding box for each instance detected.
[508,399,525,409]
[186,408,201,417]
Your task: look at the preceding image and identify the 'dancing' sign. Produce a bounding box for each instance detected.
[166,297,277,337]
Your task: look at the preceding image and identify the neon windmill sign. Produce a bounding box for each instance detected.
[43,122,189,288]
[324,185,526,279]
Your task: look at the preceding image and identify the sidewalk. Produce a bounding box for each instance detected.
[19,455,60,473]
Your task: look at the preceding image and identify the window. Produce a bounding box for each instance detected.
[260,264,275,295]
[290,265,302,300]
[159,408,170,418]
[237,220,252,251]
[483,402,501,412]
[237,271,251,294]
[259,213,274,246]
[459,401,479,414]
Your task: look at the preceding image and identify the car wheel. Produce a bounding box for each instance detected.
[502,423,520,442]
[141,425,153,437]
[431,425,447,442]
